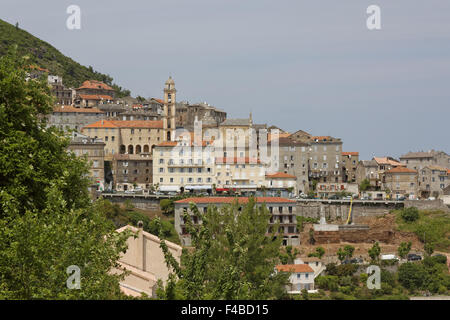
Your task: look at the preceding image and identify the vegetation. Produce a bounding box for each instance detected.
[359,178,371,192]
[296,216,319,232]
[368,242,381,263]
[397,241,412,260]
[0,51,131,299]
[308,247,325,259]
[154,198,290,300]
[0,19,130,97]
[279,245,299,265]
[400,207,419,223]
[395,208,450,252]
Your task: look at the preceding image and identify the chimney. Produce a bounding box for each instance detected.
[136,221,146,271]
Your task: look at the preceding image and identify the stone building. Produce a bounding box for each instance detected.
[383,167,418,199]
[308,136,343,184]
[355,159,379,187]
[48,75,74,105]
[173,197,299,246]
[48,105,104,132]
[341,152,359,183]
[265,172,297,196]
[74,80,116,107]
[112,153,153,191]
[417,165,450,198]
[268,136,310,194]
[175,101,226,130]
[400,150,450,171]
[82,119,164,160]
[68,133,105,193]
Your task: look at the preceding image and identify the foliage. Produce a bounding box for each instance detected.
[395,209,450,252]
[308,246,325,259]
[397,242,412,260]
[337,245,355,262]
[368,242,381,263]
[0,19,130,97]
[359,178,371,192]
[154,198,290,300]
[296,216,319,232]
[0,52,130,299]
[279,245,299,265]
[160,199,175,216]
[397,263,428,291]
[400,207,419,223]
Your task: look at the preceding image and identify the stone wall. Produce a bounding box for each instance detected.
[313,228,394,244]
[404,199,449,212]
[295,202,402,221]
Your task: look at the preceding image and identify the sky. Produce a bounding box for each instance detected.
[1,0,449,160]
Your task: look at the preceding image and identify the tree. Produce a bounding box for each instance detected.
[424,243,434,256]
[343,245,355,260]
[280,245,299,265]
[154,198,289,300]
[359,179,371,192]
[0,51,130,299]
[401,207,419,223]
[308,247,325,259]
[397,242,412,260]
[368,242,381,263]
[398,262,428,291]
[160,199,174,216]
[337,248,346,262]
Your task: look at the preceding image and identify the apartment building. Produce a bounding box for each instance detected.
[215,157,266,193]
[265,172,297,196]
[383,167,418,199]
[48,105,104,132]
[173,197,299,246]
[68,133,105,193]
[112,153,153,191]
[400,150,450,171]
[342,152,359,183]
[308,136,343,184]
[269,137,310,195]
[152,141,216,193]
[355,160,379,187]
[418,165,450,198]
[82,120,164,160]
[48,75,74,105]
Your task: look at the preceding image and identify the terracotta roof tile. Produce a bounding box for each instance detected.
[276,264,314,273]
[265,172,297,179]
[342,152,359,156]
[77,80,114,91]
[385,167,417,174]
[175,197,296,204]
[78,94,114,101]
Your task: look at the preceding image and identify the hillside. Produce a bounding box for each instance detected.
[0,19,130,97]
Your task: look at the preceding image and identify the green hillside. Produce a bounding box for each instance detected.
[0,19,130,97]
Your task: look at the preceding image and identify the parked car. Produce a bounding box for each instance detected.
[329,194,340,200]
[407,253,422,261]
[397,196,406,201]
[428,197,436,201]
[124,190,134,194]
[154,191,164,196]
[381,254,399,261]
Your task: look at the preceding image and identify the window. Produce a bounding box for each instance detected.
[170,178,174,183]
[159,168,164,173]
[105,136,108,141]
[112,136,115,142]
[305,273,309,279]
[297,274,300,279]
[160,178,163,183]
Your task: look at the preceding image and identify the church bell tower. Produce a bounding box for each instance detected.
[163,76,176,141]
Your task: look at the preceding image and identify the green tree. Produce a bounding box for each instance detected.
[398,262,428,291]
[0,51,131,299]
[308,246,325,259]
[424,243,434,256]
[154,198,289,300]
[160,199,174,216]
[359,179,370,192]
[368,242,381,263]
[401,207,419,223]
[397,241,412,260]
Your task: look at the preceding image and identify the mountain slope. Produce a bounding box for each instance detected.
[0,19,130,97]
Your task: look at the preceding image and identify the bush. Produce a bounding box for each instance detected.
[398,262,428,290]
[336,264,358,277]
[325,263,338,275]
[400,207,419,222]
[316,275,339,292]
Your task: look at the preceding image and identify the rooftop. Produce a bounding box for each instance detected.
[266,172,297,179]
[77,80,114,91]
[53,105,104,113]
[220,118,250,126]
[275,264,314,273]
[385,167,418,174]
[83,120,163,129]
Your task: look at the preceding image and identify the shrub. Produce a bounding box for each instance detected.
[400,207,419,222]
[398,262,428,290]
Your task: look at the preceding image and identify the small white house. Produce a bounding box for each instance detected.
[295,257,325,278]
[275,264,315,293]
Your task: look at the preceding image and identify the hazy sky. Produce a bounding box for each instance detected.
[1,0,449,160]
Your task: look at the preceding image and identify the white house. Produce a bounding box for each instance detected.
[275,263,315,293]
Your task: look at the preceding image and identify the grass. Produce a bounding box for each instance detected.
[394,208,450,253]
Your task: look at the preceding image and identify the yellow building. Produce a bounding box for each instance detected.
[82,119,164,160]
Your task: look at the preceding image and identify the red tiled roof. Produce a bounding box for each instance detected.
[215,157,261,164]
[82,120,163,129]
[265,172,297,179]
[342,152,359,156]
[78,94,114,101]
[53,105,104,113]
[385,167,417,174]
[175,197,296,204]
[276,264,314,273]
[373,157,405,167]
[77,80,114,91]
[311,136,331,141]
